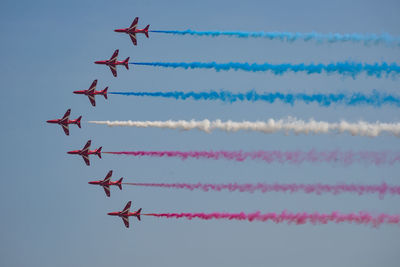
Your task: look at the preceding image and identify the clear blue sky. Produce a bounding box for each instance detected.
[1,0,399,266]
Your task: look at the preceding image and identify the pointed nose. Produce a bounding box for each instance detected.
[88,181,95,185]
[73,91,79,94]
[67,151,74,154]
[94,61,100,64]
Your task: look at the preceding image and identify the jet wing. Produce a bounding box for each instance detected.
[82,155,90,166]
[103,185,111,197]
[88,95,96,106]
[61,124,70,136]
[104,170,113,183]
[122,201,131,213]
[129,33,137,46]
[109,49,119,62]
[122,216,130,228]
[109,65,117,77]
[88,80,97,93]
[82,140,91,151]
[61,109,71,122]
[82,140,92,152]
[130,17,138,30]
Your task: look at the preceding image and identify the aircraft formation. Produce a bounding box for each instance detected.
[46,17,400,229]
[47,17,148,228]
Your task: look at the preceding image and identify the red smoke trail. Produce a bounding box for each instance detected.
[143,211,400,227]
[124,182,400,198]
[104,150,400,165]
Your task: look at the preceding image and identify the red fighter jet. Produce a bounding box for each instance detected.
[67,140,102,166]
[114,17,149,46]
[88,170,123,197]
[47,109,81,136]
[94,49,129,77]
[73,80,108,107]
[108,201,142,228]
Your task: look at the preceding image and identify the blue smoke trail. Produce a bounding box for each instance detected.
[149,30,400,46]
[109,90,400,107]
[130,61,400,78]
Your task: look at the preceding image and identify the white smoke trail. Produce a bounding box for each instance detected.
[88,117,400,137]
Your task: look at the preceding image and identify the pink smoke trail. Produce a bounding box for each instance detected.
[104,150,400,166]
[124,182,400,198]
[143,211,400,227]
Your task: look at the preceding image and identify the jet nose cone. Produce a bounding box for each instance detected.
[67,151,73,154]
[46,120,51,123]
[73,91,78,94]
[107,212,113,215]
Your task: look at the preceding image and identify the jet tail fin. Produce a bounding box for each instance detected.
[96,147,102,158]
[76,116,82,128]
[124,57,130,70]
[117,178,123,190]
[102,87,108,99]
[136,208,142,221]
[144,25,149,38]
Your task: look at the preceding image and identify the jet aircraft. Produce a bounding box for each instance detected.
[67,140,102,166]
[94,49,129,77]
[108,201,142,228]
[88,170,123,197]
[114,17,149,46]
[47,109,81,136]
[73,80,108,107]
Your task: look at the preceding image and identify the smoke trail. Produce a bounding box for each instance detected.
[143,211,400,227]
[130,61,400,78]
[88,118,400,137]
[124,182,400,198]
[109,90,400,107]
[104,150,400,166]
[149,30,400,46]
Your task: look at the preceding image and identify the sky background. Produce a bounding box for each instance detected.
[1,0,400,266]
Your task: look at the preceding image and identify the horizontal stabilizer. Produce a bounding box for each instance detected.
[117,178,123,190]
[96,147,102,158]
[102,87,108,99]
[124,57,130,70]
[76,116,82,128]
